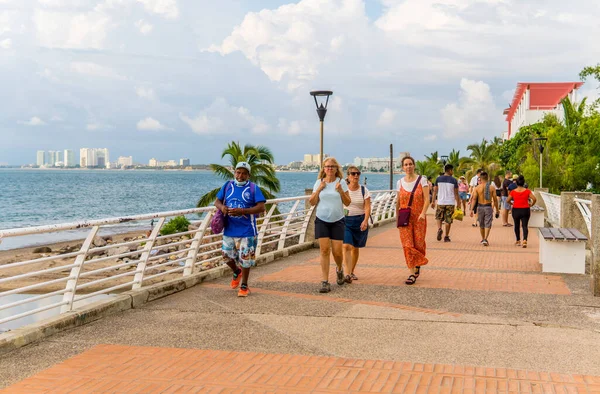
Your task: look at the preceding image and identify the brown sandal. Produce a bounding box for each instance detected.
[405,275,417,285]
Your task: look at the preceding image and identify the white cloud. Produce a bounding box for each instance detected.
[134,19,153,35]
[136,0,178,19]
[37,68,59,82]
[70,62,126,80]
[180,97,270,135]
[0,38,10,49]
[50,115,63,122]
[135,86,157,100]
[86,122,113,130]
[441,78,502,138]
[424,134,438,141]
[33,8,110,49]
[278,118,304,135]
[377,108,396,127]
[18,116,46,126]
[136,117,169,131]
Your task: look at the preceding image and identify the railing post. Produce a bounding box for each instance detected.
[61,226,99,313]
[560,192,592,236]
[183,212,213,276]
[591,194,600,296]
[256,203,277,256]
[132,217,165,289]
[300,205,316,244]
[278,200,300,251]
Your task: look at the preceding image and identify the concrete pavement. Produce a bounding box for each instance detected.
[2,217,600,392]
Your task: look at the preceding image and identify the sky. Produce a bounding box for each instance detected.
[1,0,599,166]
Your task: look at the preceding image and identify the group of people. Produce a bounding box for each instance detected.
[213,157,537,296]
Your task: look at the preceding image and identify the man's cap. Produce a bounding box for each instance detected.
[512,174,518,180]
[235,162,251,172]
[459,176,465,179]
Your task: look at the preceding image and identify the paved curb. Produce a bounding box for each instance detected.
[0,239,324,356]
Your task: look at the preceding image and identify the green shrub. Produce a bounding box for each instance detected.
[160,216,191,236]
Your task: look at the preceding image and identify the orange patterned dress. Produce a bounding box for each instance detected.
[398,180,428,269]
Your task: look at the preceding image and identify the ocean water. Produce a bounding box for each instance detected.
[0,169,403,249]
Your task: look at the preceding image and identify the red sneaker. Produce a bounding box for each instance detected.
[230,271,242,289]
[237,286,250,297]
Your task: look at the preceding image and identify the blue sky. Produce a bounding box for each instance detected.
[1,0,599,166]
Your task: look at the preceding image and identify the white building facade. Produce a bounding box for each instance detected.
[117,156,133,167]
[80,148,110,168]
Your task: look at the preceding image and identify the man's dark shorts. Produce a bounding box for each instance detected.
[315,217,345,241]
[435,205,455,224]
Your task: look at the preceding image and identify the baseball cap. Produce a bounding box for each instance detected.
[512,174,518,180]
[459,176,465,179]
[235,162,251,173]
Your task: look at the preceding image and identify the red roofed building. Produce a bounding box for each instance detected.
[503,82,583,139]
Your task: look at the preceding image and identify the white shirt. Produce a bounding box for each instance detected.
[397,176,428,192]
[469,175,479,187]
[344,186,370,216]
[312,178,349,222]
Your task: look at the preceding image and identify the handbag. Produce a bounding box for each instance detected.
[210,181,233,234]
[397,175,422,227]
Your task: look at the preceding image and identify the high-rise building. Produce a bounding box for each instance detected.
[48,151,58,167]
[180,158,190,166]
[117,156,133,167]
[80,148,110,168]
[64,150,75,167]
[36,151,46,166]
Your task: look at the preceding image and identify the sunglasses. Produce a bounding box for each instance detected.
[349,172,361,176]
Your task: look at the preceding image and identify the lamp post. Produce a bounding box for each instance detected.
[535,137,548,188]
[440,155,449,166]
[309,90,333,169]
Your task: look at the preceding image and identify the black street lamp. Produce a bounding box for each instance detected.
[535,137,548,188]
[440,155,449,166]
[309,90,333,169]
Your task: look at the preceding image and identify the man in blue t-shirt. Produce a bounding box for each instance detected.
[431,164,460,242]
[214,162,266,297]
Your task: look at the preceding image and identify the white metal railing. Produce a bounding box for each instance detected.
[574,198,592,235]
[0,190,397,331]
[540,192,561,226]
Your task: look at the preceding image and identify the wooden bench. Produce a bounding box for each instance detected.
[538,227,588,274]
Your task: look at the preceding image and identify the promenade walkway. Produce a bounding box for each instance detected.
[2,217,600,393]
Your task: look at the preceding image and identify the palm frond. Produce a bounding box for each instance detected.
[197,187,222,208]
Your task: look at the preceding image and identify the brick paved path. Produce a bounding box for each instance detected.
[3,218,599,392]
[4,344,600,393]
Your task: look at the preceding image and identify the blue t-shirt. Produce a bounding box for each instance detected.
[216,181,266,238]
[508,182,517,192]
[312,178,349,223]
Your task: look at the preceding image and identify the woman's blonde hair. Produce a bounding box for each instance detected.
[317,157,344,180]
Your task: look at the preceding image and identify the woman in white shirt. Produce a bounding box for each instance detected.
[309,157,351,293]
[396,156,430,285]
[342,165,371,283]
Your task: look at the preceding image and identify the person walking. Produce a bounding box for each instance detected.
[431,164,460,242]
[501,171,513,227]
[397,156,430,285]
[469,171,499,246]
[309,157,351,293]
[469,169,482,227]
[342,166,371,283]
[506,175,537,248]
[214,162,266,297]
[458,176,469,213]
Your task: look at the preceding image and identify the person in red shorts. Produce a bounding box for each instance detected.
[506,175,537,248]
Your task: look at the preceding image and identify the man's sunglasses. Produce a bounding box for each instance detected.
[350,171,361,176]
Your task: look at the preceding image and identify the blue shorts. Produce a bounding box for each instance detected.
[501,196,511,210]
[459,192,469,200]
[343,215,368,248]
[222,236,257,268]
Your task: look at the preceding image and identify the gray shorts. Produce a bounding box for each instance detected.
[501,196,511,210]
[477,205,493,229]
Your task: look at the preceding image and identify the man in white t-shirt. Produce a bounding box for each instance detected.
[431,164,460,242]
[469,169,482,227]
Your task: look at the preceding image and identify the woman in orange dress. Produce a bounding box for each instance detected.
[396,156,430,285]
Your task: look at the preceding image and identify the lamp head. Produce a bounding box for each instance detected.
[310,90,333,121]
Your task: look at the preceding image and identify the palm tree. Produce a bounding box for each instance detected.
[467,138,499,175]
[415,160,439,181]
[561,96,587,135]
[196,141,280,207]
[447,149,473,176]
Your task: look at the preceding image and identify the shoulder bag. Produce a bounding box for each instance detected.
[397,176,422,227]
